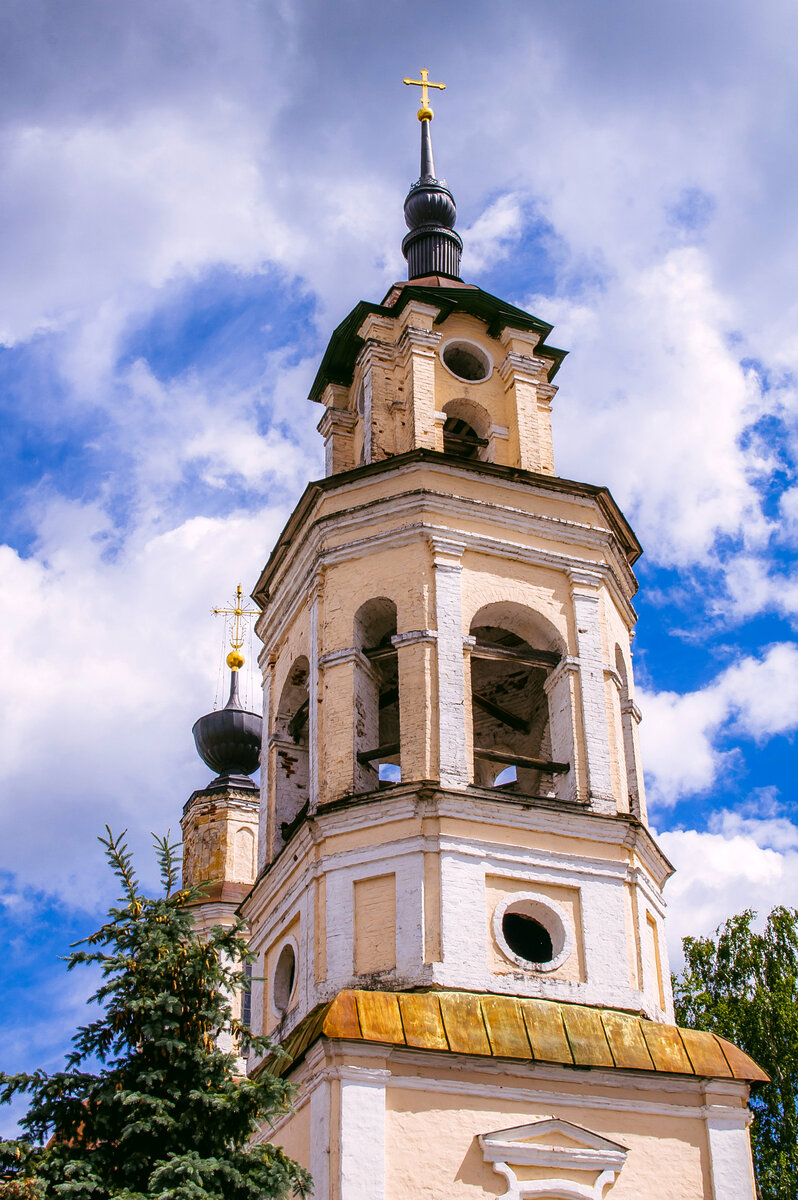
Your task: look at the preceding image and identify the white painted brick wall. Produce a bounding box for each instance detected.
[432,542,470,788]
[571,584,615,813]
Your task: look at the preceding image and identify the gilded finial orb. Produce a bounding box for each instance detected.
[226,649,245,671]
[403,68,445,123]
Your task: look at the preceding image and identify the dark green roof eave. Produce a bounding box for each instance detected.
[308,283,568,402]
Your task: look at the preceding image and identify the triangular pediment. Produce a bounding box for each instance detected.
[481,1118,627,1157]
[480,1118,629,1191]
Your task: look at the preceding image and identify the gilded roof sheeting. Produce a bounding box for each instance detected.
[271,989,768,1083]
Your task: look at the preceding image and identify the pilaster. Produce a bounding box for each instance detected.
[391,629,437,781]
[430,536,469,789]
[309,578,323,813]
[570,571,615,813]
[543,656,580,802]
[318,405,357,477]
[338,1068,389,1200]
[396,301,442,452]
[259,658,275,870]
[498,325,556,475]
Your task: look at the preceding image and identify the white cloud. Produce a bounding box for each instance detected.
[639,642,798,805]
[461,193,525,275]
[0,499,293,907]
[661,810,798,967]
[530,247,775,568]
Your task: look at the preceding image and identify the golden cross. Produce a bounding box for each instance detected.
[212,584,260,668]
[403,67,446,121]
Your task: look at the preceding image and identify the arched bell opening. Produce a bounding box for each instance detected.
[442,398,491,461]
[273,656,310,849]
[469,603,567,796]
[354,599,401,791]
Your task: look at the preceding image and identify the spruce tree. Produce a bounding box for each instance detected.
[0,829,311,1199]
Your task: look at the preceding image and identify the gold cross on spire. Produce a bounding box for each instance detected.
[212,584,260,671]
[403,67,446,122]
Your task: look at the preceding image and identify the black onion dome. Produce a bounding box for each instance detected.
[192,669,261,784]
[402,115,462,280]
[403,182,457,232]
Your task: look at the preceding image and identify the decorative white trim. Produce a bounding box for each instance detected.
[256,481,639,652]
[308,586,321,811]
[258,665,272,873]
[431,538,470,788]
[570,586,614,811]
[382,1063,750,1118]
[318,645,378,678]
[480,1119,628,1200]
[339,1068,387,1200]
[492,892,574,973]
[391,629,438,649]
[705,1113,758,1199]
[497,350,549,386]
[317,408,357,437]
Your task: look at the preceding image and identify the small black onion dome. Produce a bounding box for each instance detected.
[192,668,261,783]
[402,115,462,281]
[403,181,457,231]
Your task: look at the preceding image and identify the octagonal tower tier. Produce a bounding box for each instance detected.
[242,275,671,1050]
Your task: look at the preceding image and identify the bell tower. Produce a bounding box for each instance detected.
[241,76,764,1200]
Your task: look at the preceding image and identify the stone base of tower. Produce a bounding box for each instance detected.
[256,991,763,1200]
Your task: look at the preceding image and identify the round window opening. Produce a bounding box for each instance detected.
[273,942,296,1014]
[493,894,573,973]
[502,912,553,964]
[442,340,491,383]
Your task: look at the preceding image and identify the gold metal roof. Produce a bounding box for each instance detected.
[271,989,768,1083]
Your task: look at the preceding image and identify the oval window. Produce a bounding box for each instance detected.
[273,942,296,1014]
[493,894,573,973]
[441,340,491,383]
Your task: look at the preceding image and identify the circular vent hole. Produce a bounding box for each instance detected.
[273,943,296,1013]
[442,341,491,382]
[502,911,554,964]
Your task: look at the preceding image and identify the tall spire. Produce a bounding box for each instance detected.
[401,68,463,281]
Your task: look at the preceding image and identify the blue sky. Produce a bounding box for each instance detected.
[1,0,797,1130]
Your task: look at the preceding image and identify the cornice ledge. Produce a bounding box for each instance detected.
[498,349,548,385]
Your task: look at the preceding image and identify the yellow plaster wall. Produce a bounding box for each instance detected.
[459,556,572,652]
[354,873,397,975]
[268,1099,312,1176]
[423,849,442,962]
[319,542,432,648]
[385,1088,712,1200]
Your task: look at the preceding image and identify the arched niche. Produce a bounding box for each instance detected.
[469,601,570,797]
[233,826,255,882]
[353,598,400,791]
[273,655,310,850]
[442,397,492,461]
